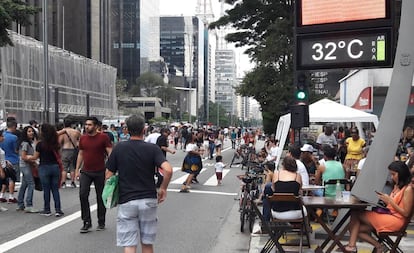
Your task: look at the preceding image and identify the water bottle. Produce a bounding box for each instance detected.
[335,180,342,201]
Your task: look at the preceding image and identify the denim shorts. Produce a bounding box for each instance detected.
[117,198,158,246]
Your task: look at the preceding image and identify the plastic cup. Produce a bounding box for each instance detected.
[342,191,351,202]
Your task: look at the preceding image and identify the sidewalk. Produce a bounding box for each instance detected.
[249,221,414,253]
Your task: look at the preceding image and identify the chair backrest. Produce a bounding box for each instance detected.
[268,193,300,203]
[324,178,351,185]
[268,193,306,220]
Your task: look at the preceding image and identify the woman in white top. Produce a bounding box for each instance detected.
[180,133,203,192]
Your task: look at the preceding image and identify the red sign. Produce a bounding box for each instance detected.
[300,0,386,26]
[352,87,372,111]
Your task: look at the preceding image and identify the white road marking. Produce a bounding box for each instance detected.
[168,188,237,196]
[170,168,207,185]
[204,169,231,186]
[1,144,239,252]
[0,204,97,253]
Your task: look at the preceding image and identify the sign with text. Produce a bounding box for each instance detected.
[295,0,394,70]
[297,29,391,70]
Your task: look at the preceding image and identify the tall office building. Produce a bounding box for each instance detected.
[215,49,236,124]
[111,0,160,86]
[18,0,111,63]
[160,16,205,122]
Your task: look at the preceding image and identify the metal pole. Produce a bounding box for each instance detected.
[86,94,90,116]
[42,0,49,123]
[352,0,414,203]
[54,88,59,124]
[216,95,219,127]
[187,33,192,124]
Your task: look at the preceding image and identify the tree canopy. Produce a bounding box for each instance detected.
[210,0,295,134]
[0,0,40,47]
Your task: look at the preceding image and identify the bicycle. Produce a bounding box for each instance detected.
[237,163,264,233]
[230,144,256,170]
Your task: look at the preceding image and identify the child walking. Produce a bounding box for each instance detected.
[215,155,226,185]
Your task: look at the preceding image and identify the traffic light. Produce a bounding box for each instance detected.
[295,73,308,103]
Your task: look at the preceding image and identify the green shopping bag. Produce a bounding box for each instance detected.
[102,175,119,208]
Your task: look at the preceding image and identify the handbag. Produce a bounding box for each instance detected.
[31,164,42,191]
[102,175,119,209]
[372,206,392,214]
[52,150,65,187]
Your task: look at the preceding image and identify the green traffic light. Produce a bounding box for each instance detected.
[296,91,307,100]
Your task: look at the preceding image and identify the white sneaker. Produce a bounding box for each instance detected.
[0,206,8,211]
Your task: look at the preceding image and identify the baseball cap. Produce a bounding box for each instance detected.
[300,143,314,153]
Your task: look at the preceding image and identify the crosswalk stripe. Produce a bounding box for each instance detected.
[170,168,207,185]
[204,169,230,186]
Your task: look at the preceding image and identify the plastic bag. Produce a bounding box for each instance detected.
[102,175,119,209]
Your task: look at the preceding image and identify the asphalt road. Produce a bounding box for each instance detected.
[0,138,256,253]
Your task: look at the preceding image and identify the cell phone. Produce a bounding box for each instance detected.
[375,190,382,195]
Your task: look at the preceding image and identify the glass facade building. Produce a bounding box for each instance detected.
[111,0,160,86]
[160,16,205,122]
[215,49,236,119]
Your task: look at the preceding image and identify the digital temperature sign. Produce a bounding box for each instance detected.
[297,29,391,70]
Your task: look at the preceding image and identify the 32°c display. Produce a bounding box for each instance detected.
[296,29,392,70]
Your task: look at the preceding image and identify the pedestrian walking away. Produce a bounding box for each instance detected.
[105,114,173,253]
[28,123,64,217]
[75,117,112,233]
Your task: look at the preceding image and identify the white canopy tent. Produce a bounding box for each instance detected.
[274,98,379,167]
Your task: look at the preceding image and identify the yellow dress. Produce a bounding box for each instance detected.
[345,137,365,160]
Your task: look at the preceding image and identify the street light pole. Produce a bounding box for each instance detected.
[184,33,192,124]
[42,0,49,123]
[216,91,219,127]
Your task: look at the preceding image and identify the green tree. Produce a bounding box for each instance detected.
[157,83,177,107]
[130,72,165,97]
[0,0,40,47]
[115,79,128,97]
[208,101,229,127]
[210,0,295,134]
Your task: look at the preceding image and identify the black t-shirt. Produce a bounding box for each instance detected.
[156,135,168,157]
[35,141,58,165]
[106,140,166,204]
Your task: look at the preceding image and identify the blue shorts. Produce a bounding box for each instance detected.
[117,198,158,246]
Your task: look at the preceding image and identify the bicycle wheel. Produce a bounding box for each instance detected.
[248,203,256,233]
[240,191,248,232]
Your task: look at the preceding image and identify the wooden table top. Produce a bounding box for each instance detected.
[302,196,370,209]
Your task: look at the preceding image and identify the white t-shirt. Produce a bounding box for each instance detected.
[145,133,161,144]
[295,159,309,186]
[316,133,337,147]
[266,146,279,163]
[215,162,225,173]
[186,143,198,152]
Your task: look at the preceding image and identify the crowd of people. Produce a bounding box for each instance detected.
[253,124,414,253]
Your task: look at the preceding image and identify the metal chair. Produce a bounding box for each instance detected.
[267,193,311,253]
